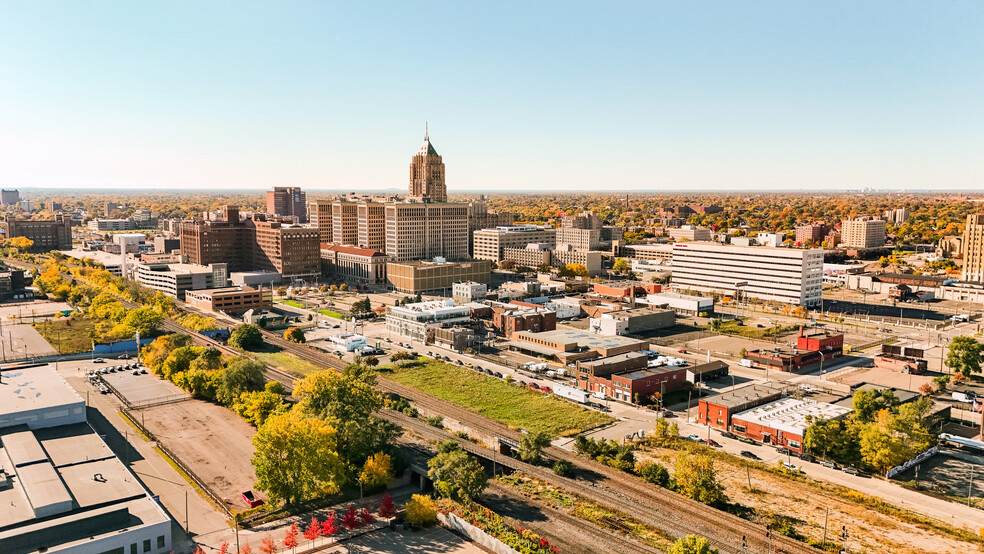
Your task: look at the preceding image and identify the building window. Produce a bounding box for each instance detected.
[788,440,801,450]
[144,540,151,553]
[131,544,138,554]
[716,419,723,425]
[733,424,746,433]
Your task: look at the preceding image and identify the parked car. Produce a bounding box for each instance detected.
[519,381,527,387]
[706,439,722,448]
[118,354,130,359]
[798,453,816,463]
[842,466,860,476]
[529,383,540,390]
[740,450,760,460]
[720,431,736,439]
[455,360,463,365]
[494,372,503,379]
[132,369,141,375]
[687,434,701,442]
[819,460,837,469]
[738,437,756,445]
[661,409,675,418]
[333,351,343,357]
[541,386,551,393]
[782,462,798,472]
[93,358,105,363]
[777,447,791,455]
[140,368,148,374]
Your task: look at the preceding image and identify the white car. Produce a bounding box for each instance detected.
[687,434,701,442]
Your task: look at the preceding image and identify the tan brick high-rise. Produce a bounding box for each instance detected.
[409,126,447,202]
[962,214,984,283]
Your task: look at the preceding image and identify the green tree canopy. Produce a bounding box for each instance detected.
[427,445,488,502]
[251,411,343,505]
[229,324,264,350]
[673,453,726,506]
[668,534,719,554]
[518,431,552,465]
[946,336,983,379]
[218,356,267,404]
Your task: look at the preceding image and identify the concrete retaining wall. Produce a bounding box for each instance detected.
[437,511,519,554]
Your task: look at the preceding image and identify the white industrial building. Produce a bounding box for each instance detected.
[328,332,368,352]
[671,242,823,306]
[0,365,172,554]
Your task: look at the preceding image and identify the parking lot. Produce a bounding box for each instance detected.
[895,449,984,499]
[99,366,189,407]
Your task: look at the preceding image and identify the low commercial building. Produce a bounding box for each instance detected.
[0,270,30,301]
[135,261,228,299]
[731,397,852,452]
[609,366,688,404]
[575,351,648,388]
[328,333,367,352]
[643,292,715,316]
[592,281,661,299]
[697,384,785,431]
[387,259,492,294]
[385,299,471,342]
[507,327,649,365]
[686,360,729,384]
[796,328,844,357]
[433,326,478,351]
[668,226,712,241]
[320,243,389,283]
[184,286,272,314]
[0,366,171,554]
[588,307,675,336]
[493,306,557,337]
[452,281,488,304]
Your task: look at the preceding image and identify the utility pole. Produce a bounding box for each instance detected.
[969,466,975,506]
[822,507,829,549]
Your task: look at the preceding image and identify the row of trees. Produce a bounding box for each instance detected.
[803,389,935,473]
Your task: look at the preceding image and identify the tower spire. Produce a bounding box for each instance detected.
[425,121,429,140]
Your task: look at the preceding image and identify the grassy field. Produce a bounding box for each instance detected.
[381,359,613,436]
[319,309,343,318]
[249,345,324,376]
[277,299,305,308]
[33,316,97,354]
[702,319,797,340]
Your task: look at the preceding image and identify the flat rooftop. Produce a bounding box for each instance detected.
[704,384,785,409]
[734,397,852,436]
[580,351,648,368]
[618,366,681,380]
[513,327,647,350]
[0,366,85,425]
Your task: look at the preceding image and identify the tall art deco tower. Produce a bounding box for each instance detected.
[408,124,447,202]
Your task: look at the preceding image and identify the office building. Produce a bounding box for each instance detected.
[0,215,72,252]
[1,189,20,205]
[622,243,674,261]
[671,242,822,306]
[467,201,515,245]
[502,244,552,269]
[556,211,603,250]
[185,285,272,314]
[452,281,488,304]
[962,214,984,283]
[308,200,333,244]
[104,201,125,216]
[408,127,447,202]
[357,202,386,251]
[88,218,138,231]
[320,243,389,283]
[883,208,910,226]
[384,202,469,261]
[840,218,886,248]
[136,261,228,298]
[332,201,359,246]
[46,200,62,212]
[387,258,491,294]
[385,299,471,342]
[794,224,826,244]
[473,225,556,262]
[266,186,307,222]
[179,206,319,282]
[552,247,604,275]
[0,366,171,554]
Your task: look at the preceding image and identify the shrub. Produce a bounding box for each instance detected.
[552,460,574,478]
[405,494,437,528]
[636,460,669,486]
[427,416,444,428]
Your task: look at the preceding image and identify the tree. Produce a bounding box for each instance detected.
[947,336,983,379]
[303,516,321,546]
[803,418,857,464]
[612,258,630,273]
[668,534,719,554]
[673,453,726,505]
[218,357,267,404]
[498,259,517,271]
[359,452,393,490]
[342,505,360,529]
[283,522,299,554]
[294,370,398,479]
[321,512,337,537]
[427,446,488,502]
[259,537,277,554]
[378,493,396,518]
[284,327,306,343]
[552,460,574,477]
[859,409,933,473]
[233,390,287,426]
[359,505,375,526]
[566,263,589,277]
[362,355,379,368]
[518,431,552,465]
[276,286,287,297]
[405,494,437,528]
[251,411,343,505]
[852,388,897,423]
[636,460,670,486]
[230,324,264,350]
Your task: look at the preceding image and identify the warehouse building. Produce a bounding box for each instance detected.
[731,397,852,453]
[697,384,786,431]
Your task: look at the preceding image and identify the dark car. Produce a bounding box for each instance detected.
[842,466,860,476]
[798,453,816,463]
[720,431,737,439]
[777,447,791,455]
[494,372,503,379]
[738,437,756,445]
[706,439,722,448]
[740,450,760,460]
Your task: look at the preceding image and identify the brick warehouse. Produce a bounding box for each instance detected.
[731,397,852,453]
[697,384,785,431]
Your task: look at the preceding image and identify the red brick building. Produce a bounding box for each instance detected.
[493,307,556,337]
[730,398,852,452]
[795,327,844,356]
[592,281,661,299]
[697,384,785,431]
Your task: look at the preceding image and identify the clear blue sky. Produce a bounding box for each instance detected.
[1,1,981,192]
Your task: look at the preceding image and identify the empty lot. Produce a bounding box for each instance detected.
[136,398,259,509]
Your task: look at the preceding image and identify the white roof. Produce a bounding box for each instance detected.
[733,397,851,436]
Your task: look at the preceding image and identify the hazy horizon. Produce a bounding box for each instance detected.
[2,2,982,192]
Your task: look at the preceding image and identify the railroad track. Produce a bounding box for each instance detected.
[159,322,816,553]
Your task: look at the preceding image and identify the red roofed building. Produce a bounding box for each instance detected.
[320,243,389,283]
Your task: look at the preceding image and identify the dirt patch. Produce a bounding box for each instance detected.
[136,399,259,508]
[638,445,978,553]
